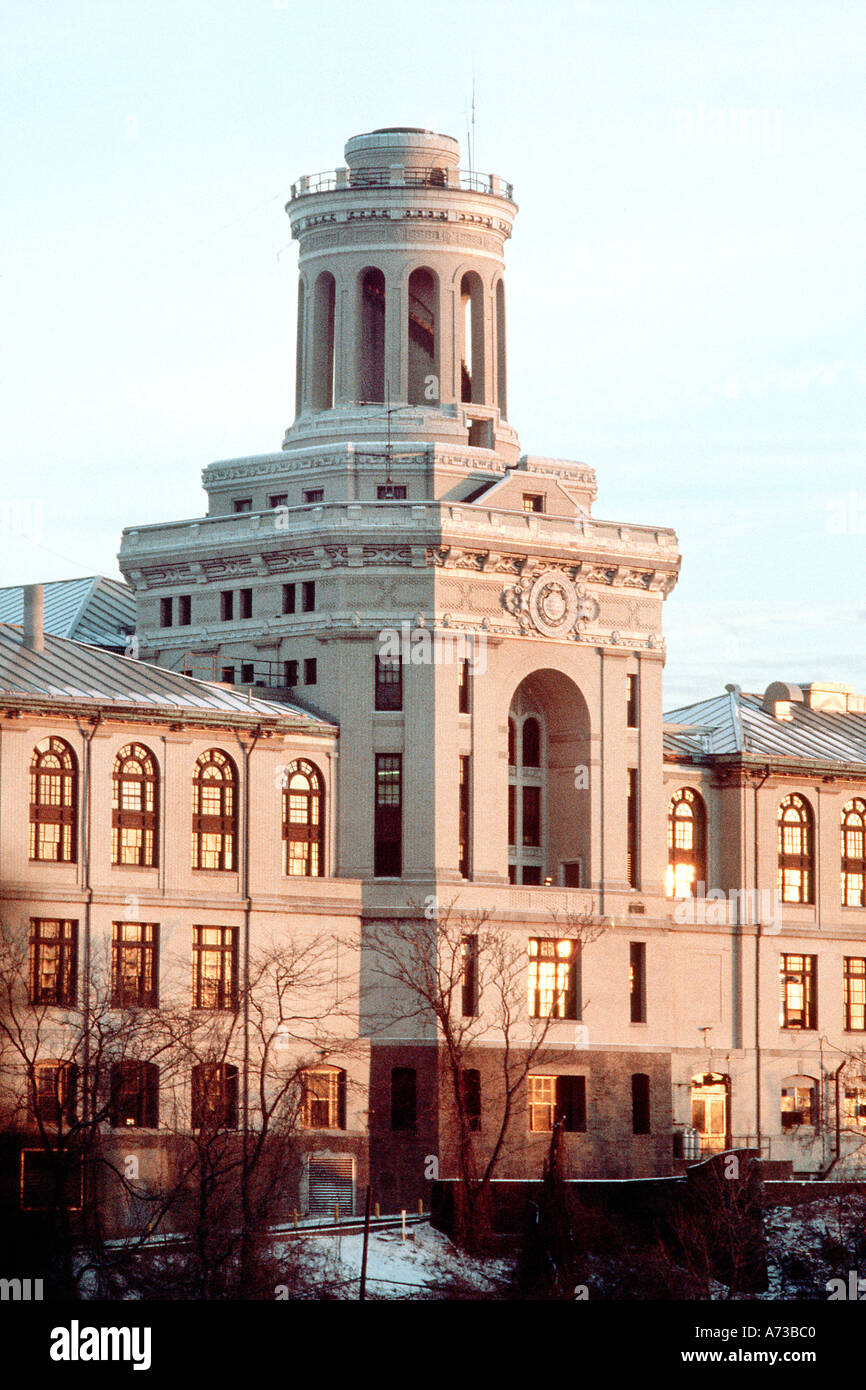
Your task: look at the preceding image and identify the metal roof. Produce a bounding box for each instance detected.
[664,690,866,766]
[0,577,136,650]
[0,623,332,728]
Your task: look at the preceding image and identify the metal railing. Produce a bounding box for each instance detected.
[290,166,514,201]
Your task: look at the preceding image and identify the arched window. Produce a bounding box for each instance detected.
[311,271,336,410]
[358,267,386,403]
[300,1066,346,1129]
[460,271,486,404]
[666,788,707,898]
[192,750,237,871]
[842,799,866,907]
[495,278,507,417]
[781,1075,817,1129]
[778,794,814,904]
[29,737,77,862]
[407,267,438,405]
[283,759,324,876]
[112,744,158,867]
[508,700,546,885]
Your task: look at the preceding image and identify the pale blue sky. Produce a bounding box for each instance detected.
[2,0,864,705]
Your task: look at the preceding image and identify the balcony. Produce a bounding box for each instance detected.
[289,165,515,203]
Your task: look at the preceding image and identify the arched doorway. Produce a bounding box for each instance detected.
[506,669,591,886]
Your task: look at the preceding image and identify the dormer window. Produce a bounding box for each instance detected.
[522,493,544,513]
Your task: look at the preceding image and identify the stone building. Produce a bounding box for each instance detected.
[6,127,866,1245]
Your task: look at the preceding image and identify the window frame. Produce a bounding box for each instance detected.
[300,1066,346,1130]
[777,793,815,905]
[192,925,238,1011]
[191,1063,239,1130]
[528,937,579,1020]
[282,759,325,877]
[29,737,78,863]
[842,799,866,907]
[112,743,159,868]
[666,786,707,899]
[191,749,238,872]
[111,921,159,1008]
[780,952,817,1030]
[29,919,78,1007]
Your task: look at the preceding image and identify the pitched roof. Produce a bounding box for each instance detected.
[0,577,136,650]
[0,623,333,730]
[664,690,866,766]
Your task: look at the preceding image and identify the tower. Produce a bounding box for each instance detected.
[286,126,518,463]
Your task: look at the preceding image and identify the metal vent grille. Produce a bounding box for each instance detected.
[307,1156,355,1216]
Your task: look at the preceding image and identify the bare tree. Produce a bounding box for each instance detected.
[368,897,609,1252]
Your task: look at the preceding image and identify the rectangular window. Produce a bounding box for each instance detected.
[562,861,582,887]
[378,484,407,499]
[460,1069,481,1131]
[627,768,639,888]
[522,493,544,513]
[458,658,471,714]
[374,653,402,710]
[781,1083,815,1128]
[780,953,817,1029]
[508,784,516,846]
[845,958,866,1031]
[20,1149,83,1210]
[458,755,471,879]
[629,942,647,1023]
[391,1067,417,1131]
[284,659,298,686]
[29,919,77,1007]
[33,1062,78,1125]
[528,1075,586,1132]
[303,489,324,504]
[283,583,296,615]
[192,1064,238,1130]
[461,935,478,1017]
[269,493,288,509]
[178,594,191,625]
[522,786,541,847]
[239,588,253,619]
[110,1062,158,1129]
[220,590,234,622]
[522,866,542,885]
[233,498,252,513]
[221,665,235,684]
[374,754,402,877]
[844,1087,866,1127]
[301,1069,345,1129]
[632,1073,651,1134]
[159,597,172,627]
[626,673,638,728]
[528,938,578,1019]
[112,922,158,1008]
[193,926,237,1011]
[241,662,254,684]
[304,657,317,685]
[302,581,316,612]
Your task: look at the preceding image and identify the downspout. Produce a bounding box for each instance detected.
[598,651,605,915]
[753,764,771,1154]
[822,1060,848,1180]
[75,712,102,1125]
[239,726,261,1234]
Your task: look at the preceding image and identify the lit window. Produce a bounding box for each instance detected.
[781,1079,816,1128]
[191,749,237,871]
[29,738,77,862]
[844,957,866,1031]
[842,799,866,907]
[528,938,578,1019]
[522,494,543,513]
[844,1086,866,1128]
[282,759,324,876]
[780,953,817,1029]
[192,925,237,1011]
[29,919,77,1007]
[112,744,158,867]
[777,794,814,904]
[111,922,158,1008]
[629,942,646,1023]
[665,787,706,898]
[300,1067,345,1129]
[528,1075,586,1132]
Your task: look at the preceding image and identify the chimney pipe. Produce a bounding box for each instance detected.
[23,584,44,653]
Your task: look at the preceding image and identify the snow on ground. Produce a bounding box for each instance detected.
[274,1221,512,1300]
